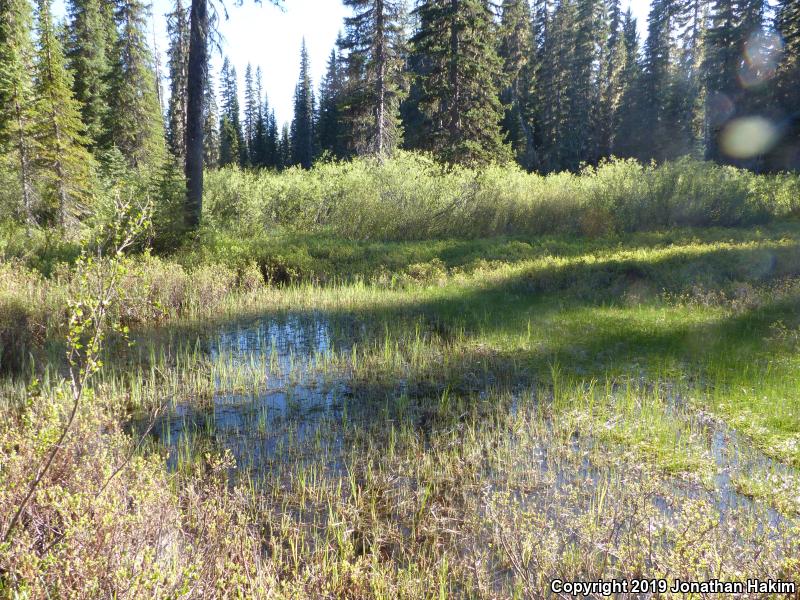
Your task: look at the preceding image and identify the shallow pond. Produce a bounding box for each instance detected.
[137,314,800,532]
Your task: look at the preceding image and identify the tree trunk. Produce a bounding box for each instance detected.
[375,0,385,157]
[185,0,207,230]
[14,97,35,227]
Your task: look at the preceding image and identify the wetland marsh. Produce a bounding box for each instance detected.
[5,223,798,597]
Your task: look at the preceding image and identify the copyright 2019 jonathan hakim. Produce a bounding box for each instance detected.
[550,578,797,596]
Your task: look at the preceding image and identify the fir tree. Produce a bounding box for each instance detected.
[219,114,240,167]
[166,0,190,161]
[316,48,344,157]
[774,0,799,168]
[611,8,644,157]
[251,68,268,167]
[640,0,679,160]
[243,62,257,164]
[536,0,577,170]
[563,0,604,169]
[290,40,315,168]
[266,108,279,168]
[339,0,407,156]
[703,0,739,161]
[278,122,291,169]
[526,0,551,170]
[33,0,93,227]
[597,0,621,158]
[65,0,117,151]
[107,0,165,168]
[0,0,38,224]
[219,57,245,166]
[410,0,511,165]
[498,0,534,167]
[184,0,207,228]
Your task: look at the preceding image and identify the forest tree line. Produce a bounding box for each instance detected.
[0,0,798,229]
[184,0,800,172]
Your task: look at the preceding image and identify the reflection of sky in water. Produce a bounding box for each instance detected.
[147,317,352,477]
[212,316,334,372]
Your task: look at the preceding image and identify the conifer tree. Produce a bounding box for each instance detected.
[65,0,117,151]
[703,0,739,161]
[266,108,279,167]
[278,122,291,169]
[410,0,510,165]
[400,15,430,154]
[640,0,678,160]
[597,0,621,157]
[774,0,799,167]
[317,48,344,157]
[184,0,207,227]
[203,60,219,168]
[243,62,257,164]
[219,57,245,166]
[563,0,604,168]
[0,0,38,223]
[526,0,550,170]
[339,0,407,156]
[107,0,165,168]
[679,0,709,157]
[219,114,240,167]
[251,67,268,167]
[611,8,644,157]
[166,0,189,161]
[33,0,93,227]
[291,40,315,168]
[535,0,577,170]
[498,0,534,167]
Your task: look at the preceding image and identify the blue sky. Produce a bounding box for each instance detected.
[54,0,652,127]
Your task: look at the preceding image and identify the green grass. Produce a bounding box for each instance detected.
[2,222,800,597]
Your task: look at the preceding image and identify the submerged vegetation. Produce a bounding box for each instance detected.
[2,158,800,596]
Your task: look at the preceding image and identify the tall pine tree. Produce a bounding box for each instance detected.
[219,57,245,166]
[563,0,604,169]
[291,40,315,168]
[278,122,291,169]
[611,8,644,157]
[33,0,93,227]
[107,0,165,168]
[317,48,345,157]
[703,0,739,162]
[410,0,510,165]
[339,0,407,156]
[243,62,257,165]
[166,0,189,161]
[65,0,117,151]
[498,0,534,167]
[250,67,268,167]
[0,0,38,223]
[773,0,799,168]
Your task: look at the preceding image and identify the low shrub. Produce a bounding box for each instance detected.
[203,153,799,241]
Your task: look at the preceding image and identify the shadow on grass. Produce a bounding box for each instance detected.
[121,237,800,395]
[194,223,800,283]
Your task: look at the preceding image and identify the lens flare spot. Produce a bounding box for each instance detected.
[739,30,784,88]
[721,117,780,159]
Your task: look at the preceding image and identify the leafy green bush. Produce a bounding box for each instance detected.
[204,153,798,241]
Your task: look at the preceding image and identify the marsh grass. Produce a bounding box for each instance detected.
[3,223,800,597]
